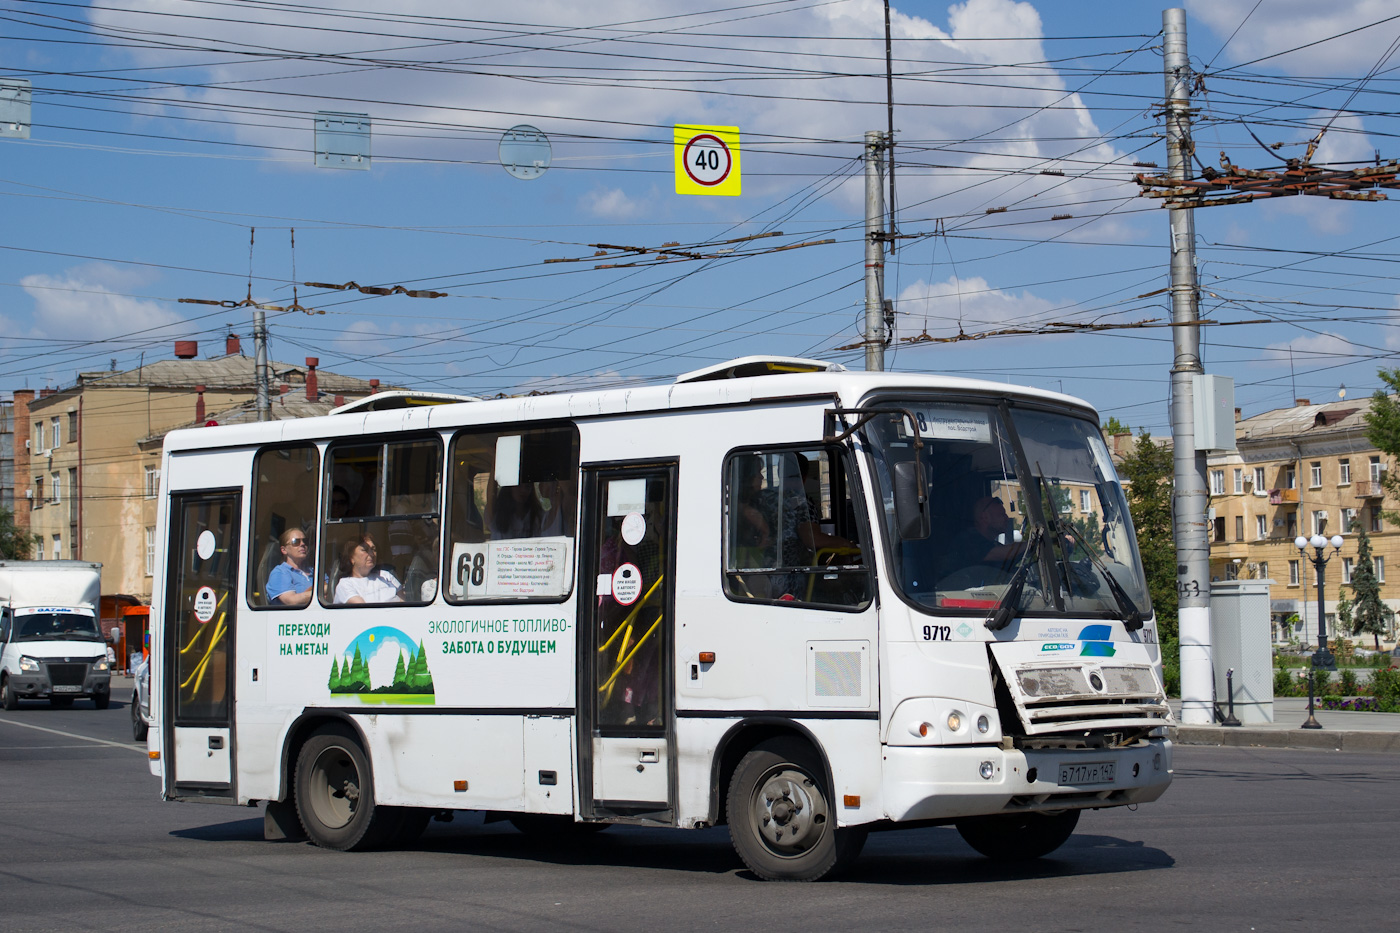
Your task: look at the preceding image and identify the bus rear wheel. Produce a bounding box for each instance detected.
[294,727,396,851]
[727,738,866,881]
[955,809,1080,861]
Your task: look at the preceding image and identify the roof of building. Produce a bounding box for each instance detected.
[1236,397,1373,443]
[67,354,382,393]
[139,390,370,445]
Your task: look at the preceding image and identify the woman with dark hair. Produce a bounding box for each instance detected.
[333,534,403,605]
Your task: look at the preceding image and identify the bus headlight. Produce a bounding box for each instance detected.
[979,761,995,780]
[946,711,963,733]
[18,656,40,672]
[976,714,990,734]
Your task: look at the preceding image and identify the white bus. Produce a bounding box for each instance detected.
[146,356,1172,881]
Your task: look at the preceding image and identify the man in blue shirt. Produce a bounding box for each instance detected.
[266,528,314,606]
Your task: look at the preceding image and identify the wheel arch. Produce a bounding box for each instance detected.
[275,710,369,802]
[705,717,834,827]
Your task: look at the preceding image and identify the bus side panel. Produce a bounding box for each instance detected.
[675,718,884,828]
[355,714,527,810]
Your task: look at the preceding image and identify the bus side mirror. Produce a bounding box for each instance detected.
[893,460,930,541]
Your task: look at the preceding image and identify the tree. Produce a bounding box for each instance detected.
[1116,429,1179,639]
[0,507,37,560]
[1347,527,1393,650]
[1102,416,1130,437]
[1363,368,1400,524]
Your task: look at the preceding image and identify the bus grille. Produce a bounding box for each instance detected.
[1000,661,1171,736]
[47,663,87,687]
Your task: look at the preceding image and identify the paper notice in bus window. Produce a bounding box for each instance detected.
[914,407,991,443]
[495,435,522,488]
[449,538,573,600]
[607,478,647,517]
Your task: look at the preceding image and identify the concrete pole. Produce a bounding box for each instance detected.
[864,130,887,372]
[1164,8,1213,724]
[253,306,271,422]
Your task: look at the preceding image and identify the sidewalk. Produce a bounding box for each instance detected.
[1169,698,1400,753]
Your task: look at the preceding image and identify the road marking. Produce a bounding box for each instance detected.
[0,716,145,753]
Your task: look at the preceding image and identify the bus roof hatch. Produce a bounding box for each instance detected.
[674,355,846,384]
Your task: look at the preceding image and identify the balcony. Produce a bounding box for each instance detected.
[1354,480,1384,499]
[1268,488,1299,505]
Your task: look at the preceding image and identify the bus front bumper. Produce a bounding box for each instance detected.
[882,738,1172,823]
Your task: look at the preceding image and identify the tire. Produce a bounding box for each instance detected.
[50,696,74,708]
[726,738,867,881]
[131,696,148,741]
[294,727,396,851]
[955,809,1081,861]
[509,813,611,838]
[1,676,18,711]
[93,692,110,710]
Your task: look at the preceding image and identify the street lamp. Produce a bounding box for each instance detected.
[1295,533,1343,730]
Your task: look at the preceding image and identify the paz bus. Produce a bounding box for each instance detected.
[145,355,1172,881]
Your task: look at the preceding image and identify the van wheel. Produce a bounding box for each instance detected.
[131,697,148,741]
[294,727,395,851]
[1,676,18,711]
[955,809,1081,861]
[727,737,867,881]
[50,696,74,708]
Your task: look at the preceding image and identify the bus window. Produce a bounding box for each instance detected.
[248,444,319,609]
[723,447,871,609]
[444,424,579,603]
[322,437,442,606]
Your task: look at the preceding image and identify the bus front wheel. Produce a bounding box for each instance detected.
[955,808,1080,860]
[727,738,867,881]
[294,727,396,851]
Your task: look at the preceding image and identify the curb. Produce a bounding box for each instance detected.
[1172,726,1400,754]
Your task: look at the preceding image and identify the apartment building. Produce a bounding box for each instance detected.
[1208,397,1398,646]
[25,338,381,599]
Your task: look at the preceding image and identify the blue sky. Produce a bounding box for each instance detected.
[3,0,1399,435]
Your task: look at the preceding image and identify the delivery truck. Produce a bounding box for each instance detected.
[0,561,111,710]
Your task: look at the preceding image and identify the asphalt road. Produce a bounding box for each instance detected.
[2,687,1395,933]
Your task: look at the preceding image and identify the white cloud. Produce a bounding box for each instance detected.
[895,274,1057,338]
[1262,331,1359,363]
[15,263,182,340]
[1187,1,1399,74]
[580,186,644,219]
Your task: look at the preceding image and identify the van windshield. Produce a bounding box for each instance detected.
[864,400,1151,620]
[12,611,104,642]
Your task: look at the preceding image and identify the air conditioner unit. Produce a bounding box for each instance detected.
[25,488,33,499]
[24,439,30,449]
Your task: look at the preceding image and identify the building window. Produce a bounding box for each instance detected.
[1289,560,1299,585]
[1213,516,1226,542]
[50,471,60,504]
[1287,513,1297,537]
[69,534,76,558]
[1310,461,1322,488]
[67,468,77,523]
[1256,515,1268,539]
[35,539,44,560]
[1253,466,1266,491]
[1343,558,1354,584]
[144,467,161,499]
[1259,561,1268,580]
[67,412,77,444]
[145,527,156,577]
[1233,469,1243,494]
[1211,470,1225,495]
[51,534,61,557]
[50,417,60,450]
[33,421,43,451]
[1235,515,1244,541]
[1375,556,1385,583]
[1370,508,1383,533]
[1371,456,1383,483]
[1079,489,1090,512]
[1312,510,1327,536]
[33,476,42,509]
[1339,459,1351,485]
[1342,508,1357,533]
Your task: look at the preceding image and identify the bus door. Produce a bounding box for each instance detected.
[163,490,241,800]
[578,463,677,820]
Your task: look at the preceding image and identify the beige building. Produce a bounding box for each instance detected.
[1207,397,1398,647]
[26,338,380,600]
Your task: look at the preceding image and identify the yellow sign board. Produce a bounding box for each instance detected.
[674,124,741,197]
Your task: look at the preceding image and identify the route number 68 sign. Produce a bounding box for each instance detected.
[674,124,741,197]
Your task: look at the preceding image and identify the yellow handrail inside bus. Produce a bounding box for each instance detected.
[180,611,227,694]
[598,615,662,695]
[179,589,229,655]
[596,575,663,654]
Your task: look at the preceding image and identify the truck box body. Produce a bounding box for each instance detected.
[0,561,112,709]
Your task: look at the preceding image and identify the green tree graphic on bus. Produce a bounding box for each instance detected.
[328,626,434,703]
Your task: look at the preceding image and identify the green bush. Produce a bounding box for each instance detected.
[1160,636,1180,697]
[1274,667,1295,697]
[1340,668,1359,696]
[1371,666,1400,712]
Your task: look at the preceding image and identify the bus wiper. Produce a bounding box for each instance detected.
[985,526,1043,632]
[1059,520,1145,632]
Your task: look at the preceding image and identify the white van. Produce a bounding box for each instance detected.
[0,561,112,710]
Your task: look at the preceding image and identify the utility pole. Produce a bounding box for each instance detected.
[1163,8,1213,725]
[253,306,270,422]
[864,130,887,372]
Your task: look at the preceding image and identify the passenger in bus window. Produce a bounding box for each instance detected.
[537,478,573,537]
[491,482,544,538]
[265,529,314,607]
[734,455,774,567]
[334,535,404,605]
[329,485,351,520]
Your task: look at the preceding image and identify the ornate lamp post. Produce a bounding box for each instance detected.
[1294,533,1343,729]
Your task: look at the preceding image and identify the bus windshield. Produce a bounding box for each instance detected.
[864,400,1151,621]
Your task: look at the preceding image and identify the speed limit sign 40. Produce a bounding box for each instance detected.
[675,124,741,197]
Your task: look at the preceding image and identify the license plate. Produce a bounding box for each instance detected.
[1059,761,1115,785]
[51,685,82,693]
